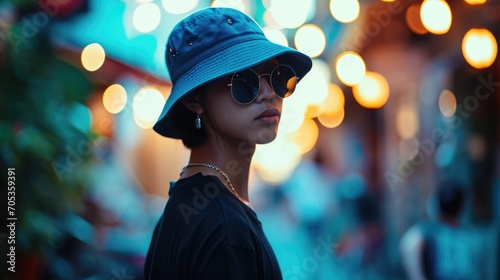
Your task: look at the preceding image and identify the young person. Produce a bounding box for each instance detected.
[144,7,312,279]
[400,181,494,280]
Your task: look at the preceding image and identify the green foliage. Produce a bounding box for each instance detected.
[0,15,95,252]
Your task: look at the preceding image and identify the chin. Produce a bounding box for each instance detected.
[252,127,278,144]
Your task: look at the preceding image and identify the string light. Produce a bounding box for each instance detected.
[420,0,452,35]
[294,24,326,58]
[329,0,360,23]
[133,87,165,129]
[335,51,366,86]
[103,84,127,114]
[352,71,390,109]
[81,43,105,72]
[462,28,498,69]
[132,3,161,33]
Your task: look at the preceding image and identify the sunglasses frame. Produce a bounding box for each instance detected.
[227,64,299,105]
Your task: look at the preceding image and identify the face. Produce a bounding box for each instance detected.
[201,59,284,146]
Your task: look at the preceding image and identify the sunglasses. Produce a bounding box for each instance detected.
[227,64,299,105]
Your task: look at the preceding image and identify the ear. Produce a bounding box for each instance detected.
[181,94,203,115]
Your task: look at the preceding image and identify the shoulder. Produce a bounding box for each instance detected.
[165,173,256,249]
[167,173,234,225]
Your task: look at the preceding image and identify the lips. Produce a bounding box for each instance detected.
[255,108,280,120]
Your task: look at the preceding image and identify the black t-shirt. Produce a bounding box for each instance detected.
[144,173,282,280]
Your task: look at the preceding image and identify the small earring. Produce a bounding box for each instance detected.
[195,114,201,129]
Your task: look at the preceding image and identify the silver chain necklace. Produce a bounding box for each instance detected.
[181,163,252,208]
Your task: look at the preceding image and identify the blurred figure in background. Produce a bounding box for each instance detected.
[400,181,493,280]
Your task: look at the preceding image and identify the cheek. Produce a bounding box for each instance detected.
[217,106,251,129]
[204,93,247,128]
[203,91,284,143]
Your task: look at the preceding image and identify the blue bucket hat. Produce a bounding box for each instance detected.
[153,7,313,138]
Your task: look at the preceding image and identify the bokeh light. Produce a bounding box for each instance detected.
[396,105,419,139]
[211,0,247,13]
[352,71,390,109]
[305,105,322,119]
[464,0,487,5]
[307,83,344,119]
[462,28,498,69]
[318,106,344,128]
[133,87,165,129]
[280,101,307,133]
[81,43,105,72]
[286,117,319,155]
[132,3,161,33]
[316,84,346,128]
[438,89,457,117]
[420,0,452,35]
[103,84,127,114]
[329,0,360,23]
[269,0,311,28]
[307,59,330,105]
[162,0,198,14]
[323,84,345,114]
[287,60,329,126]
[263,28,288,46]
[294,24,326,58]
[253,134,302,184]
[335,51,366,86]
[312,58,332,83]
[406,3,428,35]
[263,9,277,26]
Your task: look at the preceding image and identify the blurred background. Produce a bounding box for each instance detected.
[1,0,499,279]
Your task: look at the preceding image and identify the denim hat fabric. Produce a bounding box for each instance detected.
[153,7,313,138]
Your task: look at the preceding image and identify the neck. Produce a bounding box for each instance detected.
[184,138,255,201]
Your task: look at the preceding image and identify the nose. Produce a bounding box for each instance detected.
[255,76,276,103]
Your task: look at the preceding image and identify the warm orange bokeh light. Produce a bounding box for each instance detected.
[318,107,345,128]
[329,0,360,23]
[81,43,105,72]
[420,0,452,35]
[464,0,487,5]
[396,105,419,139]
[462,28,498,69]
[103,84,127,114]
[406,4,428,35]
[352,71,390,109]
[286,117,319,155]
[335,51,366,86]
[438,89,457,117]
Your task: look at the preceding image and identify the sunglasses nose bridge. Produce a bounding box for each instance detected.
[255,73,276,102]
[257,73,273,91]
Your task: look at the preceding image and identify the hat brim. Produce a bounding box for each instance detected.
[153,38,312,138]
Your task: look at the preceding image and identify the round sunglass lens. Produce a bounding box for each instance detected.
[271,65,297,98]
[231,69,260,104]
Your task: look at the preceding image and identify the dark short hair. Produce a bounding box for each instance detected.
[169,90,208,149]
[438,181,465,218]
